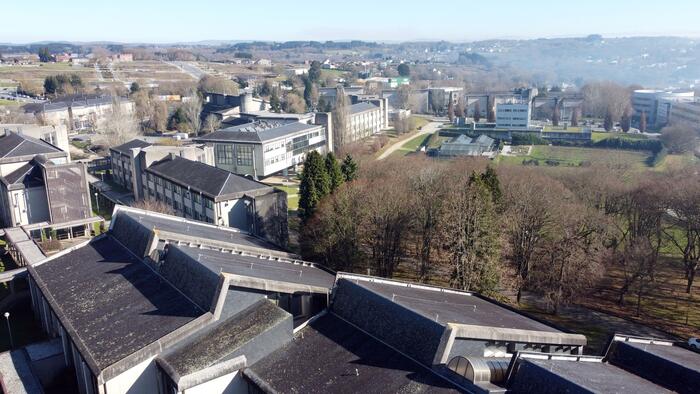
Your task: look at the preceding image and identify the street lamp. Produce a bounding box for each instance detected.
[4,312,13,349]
[94,192,100,213]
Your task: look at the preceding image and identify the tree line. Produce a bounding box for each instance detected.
[298,156,700,315]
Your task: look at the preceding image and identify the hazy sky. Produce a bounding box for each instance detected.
[4,0,700,43]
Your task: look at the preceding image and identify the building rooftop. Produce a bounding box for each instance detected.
[146,156,272,201]
[174,244,335,293]
[244,313,462,394]
[508,357,671,394]
[110,139,153,155]
[349,102,380,115]
[341,275,558,331]
[112,207,285,252]
[197,121,321,144]
[0,131,64,159]
[28,235,206,374]
[157,300,290,385]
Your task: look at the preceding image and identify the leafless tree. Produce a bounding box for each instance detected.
[203,114,221,134]
[96,98,140,148]
[183,90,203,136]
[131,199,174,215]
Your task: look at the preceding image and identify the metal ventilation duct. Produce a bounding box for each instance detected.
[447,356,510,384]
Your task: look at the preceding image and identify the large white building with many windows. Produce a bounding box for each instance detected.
[495,101,532,130]
[195,120,331,178]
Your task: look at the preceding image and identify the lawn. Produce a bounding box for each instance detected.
[592,132,649,143]
[498,145,652,168]
[270,184,299,211]
[0,99,19,106]
[391,133,431,157]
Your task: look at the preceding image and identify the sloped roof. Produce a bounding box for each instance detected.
[28,235,205,374]
[244,313,461,393]
[110,139,152,155]
[0,132,63,159]
[146,156,272,201]
[158,300,290,381]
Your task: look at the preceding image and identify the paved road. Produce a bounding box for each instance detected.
[168,61,207,80]
[377,121,443,160]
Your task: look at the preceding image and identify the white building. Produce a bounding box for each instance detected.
[496,101,532,130]
[667,101,700,128]
[632,89,695,128]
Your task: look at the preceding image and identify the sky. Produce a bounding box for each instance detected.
[3,0,700,44]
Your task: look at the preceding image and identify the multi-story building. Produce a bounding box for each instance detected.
[109,139,214,200]
[632,89,695,128]
[0,131,92,229]
[343,101,389,146]
[667,101,700,127]
[496,101,532,129]
[195,120,331,178]
[24,95,134,133]
[0,123,71,157]
[142,155,288,246]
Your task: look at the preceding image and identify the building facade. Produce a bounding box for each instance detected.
[495,101,532,129]
[110,139,214,200]
[195,121,331,178]
[631,89,695,128]
[25,96,134,133]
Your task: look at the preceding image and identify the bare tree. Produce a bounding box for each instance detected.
[395,85,412,110]
[203,114,221,134]
[96,98,140,148]
[332,86,349,150]
[660,123,699,154]
[183,90,203,136]
[131,199,174,215]
[150,100,168,132]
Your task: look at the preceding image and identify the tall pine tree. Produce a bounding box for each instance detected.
[298,151,330,222]
[340,154,358,182]
[325,153,344,192]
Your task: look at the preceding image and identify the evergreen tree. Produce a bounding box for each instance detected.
[571,107,580,127]
[303,77,315,111]
[340,154,358,182]
[486,97,496,123]
[621,110,631,132]
[639,111,647,133]
[447,100,455,122]
[298,151,330,222]
[130,82,140,94]
[43,76,58,95]
[603,109,614,132]
[397,63,411,77]
[480,166,502,207]
[325,152,344,192]
[308,61,322,84]
[552,102,561,126]
[38,47,53,62]
[473,101,481,122]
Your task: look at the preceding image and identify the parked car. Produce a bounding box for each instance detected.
[689,338,700,350]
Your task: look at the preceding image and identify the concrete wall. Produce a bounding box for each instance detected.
[183,371,245,394]
[104,356,158,394]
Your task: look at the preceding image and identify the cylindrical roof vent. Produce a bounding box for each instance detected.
[447,356,510,384]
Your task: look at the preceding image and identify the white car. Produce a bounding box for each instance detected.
[689,338,700,350]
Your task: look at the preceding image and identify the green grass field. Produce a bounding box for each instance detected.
[498,145,652,168]
[391,133,431,157]
[592,132,649,142]
[0,99,19,106]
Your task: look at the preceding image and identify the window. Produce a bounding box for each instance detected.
[174,201,180,210]
[184,206,192,216]
[173,185,181,195]
[193,193,201,204]
[205,199,213,209]
[236,145,254,166]
[164,182,171,190]
[215,144,234,165]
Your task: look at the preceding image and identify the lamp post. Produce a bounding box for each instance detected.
[94,192,100,213]
[4,312,13,349]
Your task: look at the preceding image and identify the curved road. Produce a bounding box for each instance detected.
[377,121,443,160]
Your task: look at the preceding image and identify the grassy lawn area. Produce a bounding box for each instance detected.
[391,133,431,157]
[543,126,584,132]
[321,69,347,81]
[497,145,652,168]
[592,132,649,142]
[269,184,299,211]
[654,153,700,172]
[0,99,19,106]
[411,116,430,130]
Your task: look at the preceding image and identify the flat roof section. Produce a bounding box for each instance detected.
[350,277,559,332]
[116,207,283,252]
[176,245,335,293]
[244,313,462,394]
[29,236,205,372]
[622,341,700,371]
[508,358,671,394]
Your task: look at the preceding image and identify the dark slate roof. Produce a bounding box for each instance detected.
[3,162,37,185]
[508,358,671,394]
[158,300,290,380]
[29,236,205,373]
[146,156,271,200]
[0,132,63,159]
[114,208,284,252]
[196,121,321,144]
[110,138,152,155]
[344,276,560,332]
[244,313,462,394]
[175,245,335,291]
[349,102,380,115]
